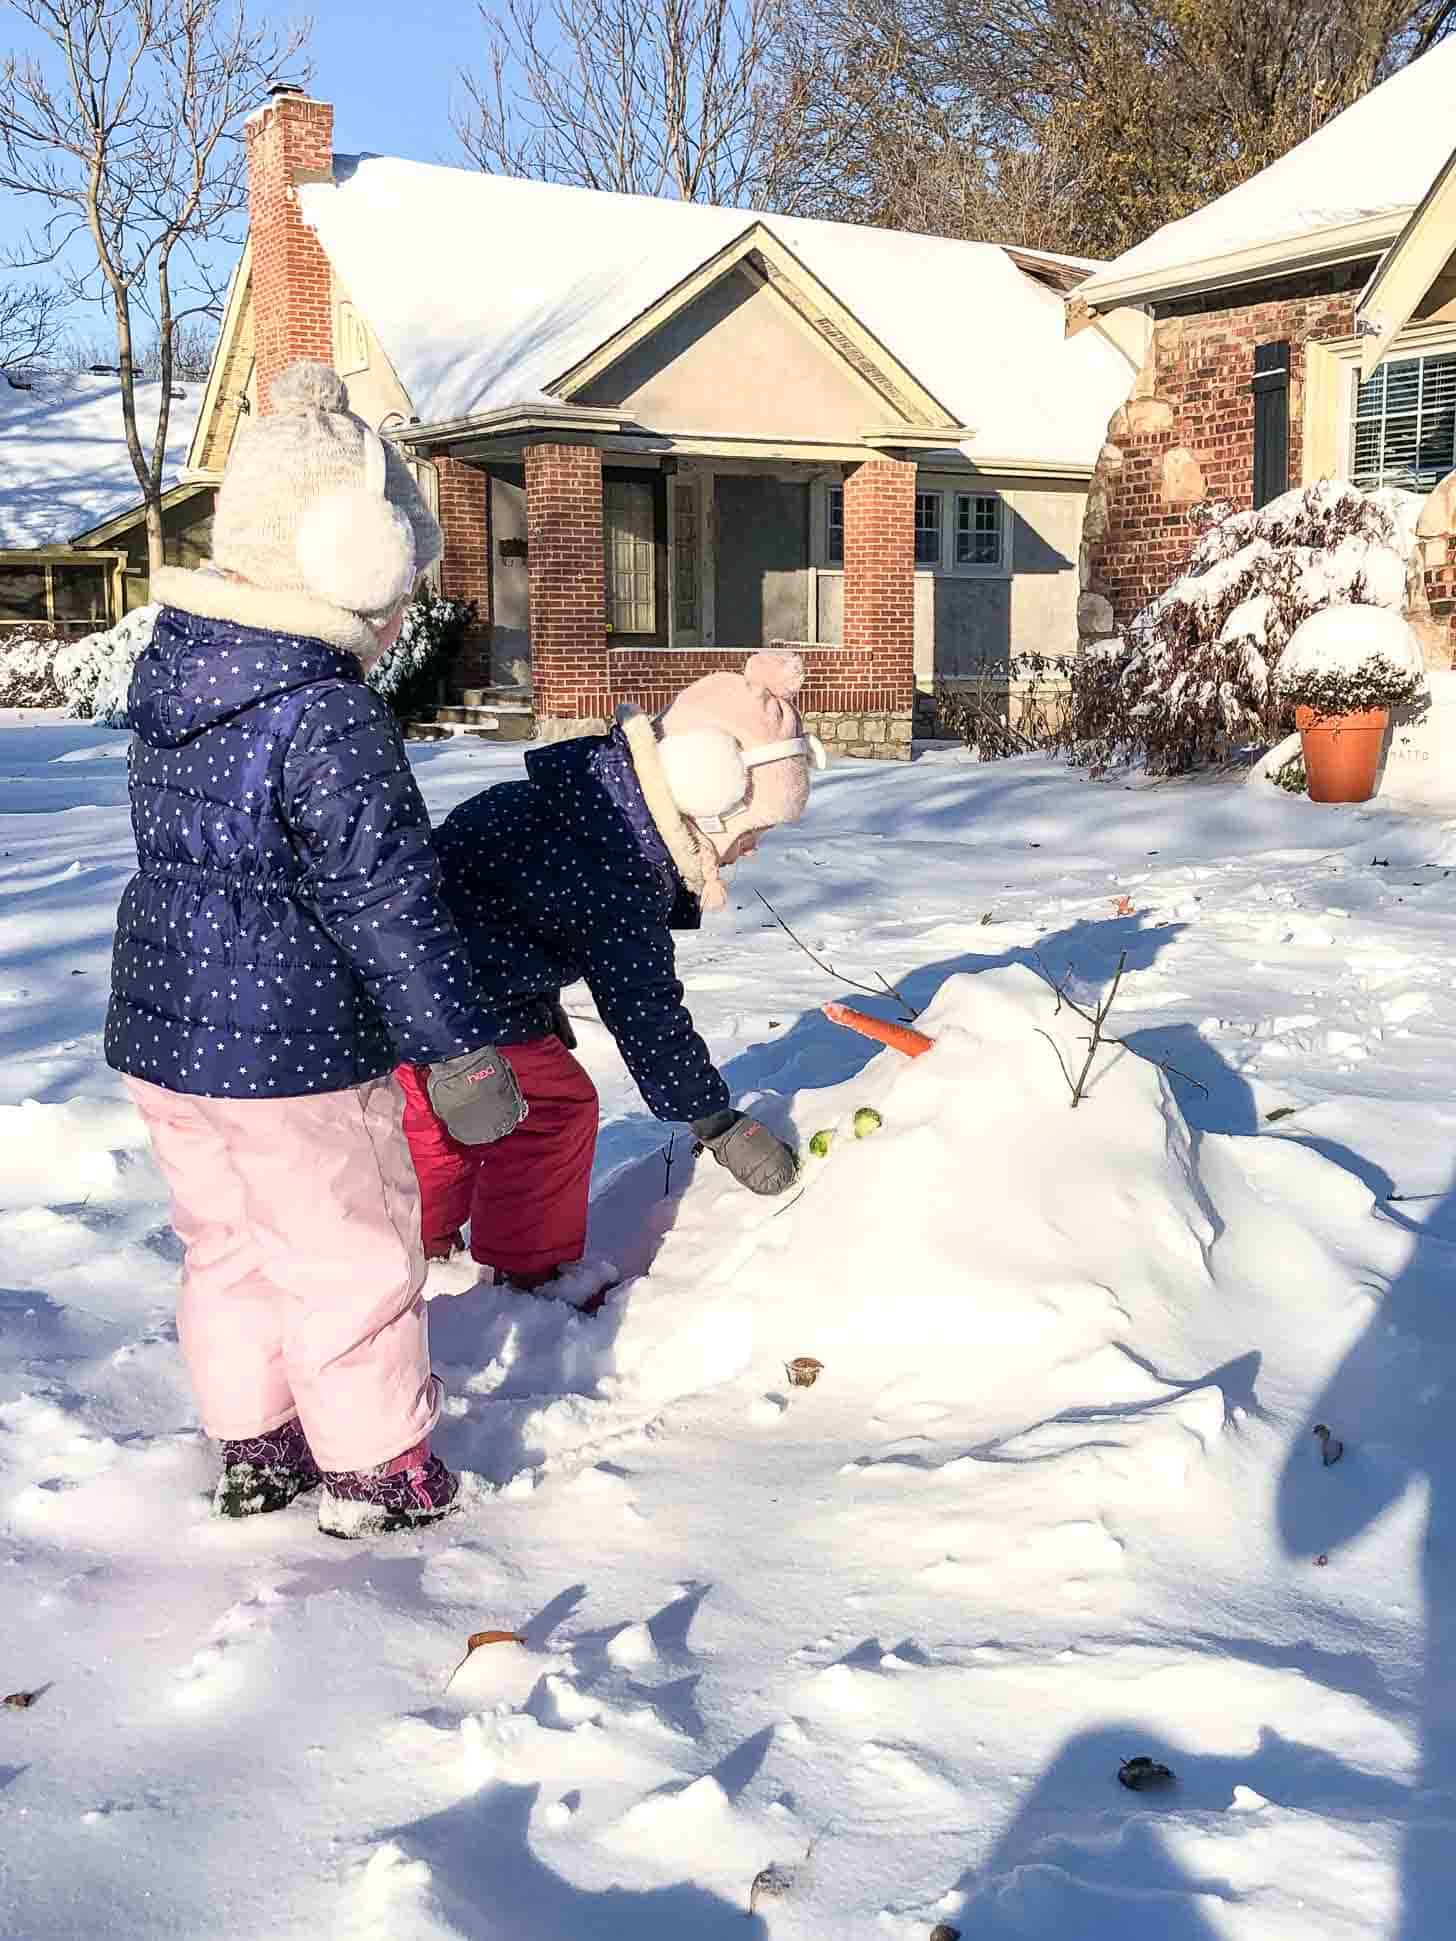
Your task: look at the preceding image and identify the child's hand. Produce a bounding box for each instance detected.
[692,1110,799,1196]
[428,1048,527,1145]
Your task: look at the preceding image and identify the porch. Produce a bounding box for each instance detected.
[402,421,1082,757]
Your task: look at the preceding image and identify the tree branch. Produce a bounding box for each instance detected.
[754,888,920,1020]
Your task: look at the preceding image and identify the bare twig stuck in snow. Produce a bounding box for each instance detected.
[663,1132,677,1198]
[755,890,920,1020]
[1032,951,1210,1103]
[1040,952,1128,1107]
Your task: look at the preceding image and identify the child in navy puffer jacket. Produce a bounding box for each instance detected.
[107,361,524,1538]
[397,652,823,1296]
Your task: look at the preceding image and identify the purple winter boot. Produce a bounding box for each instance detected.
[214,1415,321,1518]
[317,1440,460,1540]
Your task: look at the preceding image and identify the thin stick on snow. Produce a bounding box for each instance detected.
[754,890,920,1020]
[1068,951,1126,1107]
[1031,951,1210,1101]
[663,1132,677,1198]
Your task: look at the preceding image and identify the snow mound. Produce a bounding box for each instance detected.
[566,962,1376,1449]
[1279,604,1425,683]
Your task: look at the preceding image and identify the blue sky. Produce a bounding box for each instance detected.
[0,2,489,338]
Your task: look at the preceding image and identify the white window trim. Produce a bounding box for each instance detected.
[666,464,716,650]
[812,474,1012,578]
[1307,322,1456,488]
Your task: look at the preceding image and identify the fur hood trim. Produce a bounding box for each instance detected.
[617,705,707,893]
[150,566,379,659]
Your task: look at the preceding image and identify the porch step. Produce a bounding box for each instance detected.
[402,694,536,743]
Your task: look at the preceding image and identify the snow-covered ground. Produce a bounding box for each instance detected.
[6,715,1456,1939]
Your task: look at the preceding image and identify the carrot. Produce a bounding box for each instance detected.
[822,1002,934,1058]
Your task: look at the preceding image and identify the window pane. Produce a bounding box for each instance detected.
[603,480,656,634]
[50,564,110,623]
[914,492,942,565]
[0,565,47,622]
[826,485,844,565]
[955,493,1002,566]
[672,480,700,635]
[1351,351,1456,490]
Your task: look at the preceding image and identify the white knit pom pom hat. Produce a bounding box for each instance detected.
[655,651,826,909]
[210,361,441,621]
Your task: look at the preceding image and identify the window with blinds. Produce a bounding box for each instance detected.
[603,479,656,634]
[1351,352,1456,491]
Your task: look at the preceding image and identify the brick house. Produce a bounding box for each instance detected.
[196,86,1149,754]
[1070,39,1456,667]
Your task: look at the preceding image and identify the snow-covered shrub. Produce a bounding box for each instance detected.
[1275,605,1426,716]
[368,589,477,719]
[0,629,67,708]
[1068,481,1423,773]
[53,606,159,727]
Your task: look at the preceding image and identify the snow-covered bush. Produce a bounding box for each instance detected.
[1275,605,1426,716]
[53,606,159,727]
[367,588,477,719]
[1069,481,1423,773]
[0,630,67,708]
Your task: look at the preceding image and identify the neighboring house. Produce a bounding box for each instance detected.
[0,371,208,633]
[205,86,1149,753]
[1071,37,1456,665]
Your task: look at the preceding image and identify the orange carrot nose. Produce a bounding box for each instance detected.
[823,1002,934,1058]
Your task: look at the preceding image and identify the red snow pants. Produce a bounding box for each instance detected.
[395,1037,599,1288]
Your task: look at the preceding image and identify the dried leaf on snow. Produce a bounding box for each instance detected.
[749,1862,795,1912]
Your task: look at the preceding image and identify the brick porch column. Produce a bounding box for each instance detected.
[841,456,916,748]
[435,456,492,692]
[245,90,334,415]
[525,442,610,732]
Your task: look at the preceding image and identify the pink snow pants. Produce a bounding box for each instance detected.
[127,1074,439,1473]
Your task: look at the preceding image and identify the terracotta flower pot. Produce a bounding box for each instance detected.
[1295,705,1388,804]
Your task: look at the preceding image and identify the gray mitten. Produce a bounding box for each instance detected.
[427,1047,527,1146]
[692,1109,799,1197]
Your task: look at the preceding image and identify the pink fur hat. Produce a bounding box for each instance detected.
[655,651,824,908]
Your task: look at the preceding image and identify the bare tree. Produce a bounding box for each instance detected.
[61,316,217,380]
[0,1,308,569]
[455,0,797,207]
[0,278,66,371]
[770,0,1456,254]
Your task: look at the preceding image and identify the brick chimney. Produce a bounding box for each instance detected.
[246,87,335,415]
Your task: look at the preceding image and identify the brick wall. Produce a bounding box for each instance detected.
[525,443,611,719]
[245,93,334,416]
[1085,284,1361,632]
[842,456,916,712]
[436,457,492,689]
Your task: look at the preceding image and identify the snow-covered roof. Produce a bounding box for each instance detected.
[0,373,203,550]
[297,159,1136,471]
[1080,40,1456,307]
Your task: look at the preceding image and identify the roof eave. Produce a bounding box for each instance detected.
[395,402,632,451]
[1355,143,1456,376]
[1077,210,1410,313]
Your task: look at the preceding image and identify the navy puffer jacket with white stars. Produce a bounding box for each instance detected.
[433,711,731,1125]
[106,591,494,1098]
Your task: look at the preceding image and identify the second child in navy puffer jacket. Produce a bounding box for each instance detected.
[396,652,824,1297]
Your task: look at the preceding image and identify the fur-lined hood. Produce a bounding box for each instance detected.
[150,565,379,659]
[615,705,709,894]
